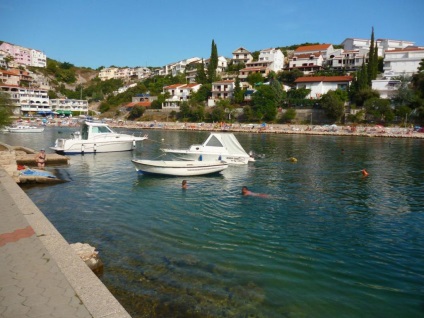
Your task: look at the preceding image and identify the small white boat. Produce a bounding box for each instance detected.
[50,121,148,154]
[8,125,45,133]
[131,159,229,176]
[161,133,254,165]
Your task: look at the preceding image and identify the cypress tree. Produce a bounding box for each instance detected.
[367,27,375,85]
[372,46,378,80]
[207,40,218,83]
[359,59,369,90]
[195,59,207,84]
[233,76,243,104]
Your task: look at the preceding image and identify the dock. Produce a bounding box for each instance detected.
[0,142,69,184]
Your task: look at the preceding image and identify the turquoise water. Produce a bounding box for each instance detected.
[2,127,424,317]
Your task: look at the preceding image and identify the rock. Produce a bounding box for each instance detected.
[70,242,104,275]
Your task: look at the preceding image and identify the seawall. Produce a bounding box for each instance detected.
[0,167,132,318]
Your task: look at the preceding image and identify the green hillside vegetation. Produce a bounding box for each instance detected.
[10,38,422,126]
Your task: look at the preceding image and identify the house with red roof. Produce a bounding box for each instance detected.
[294,76,353,99]
[288,44,334,74]
[294,44,335,59]
[288,52,324,74]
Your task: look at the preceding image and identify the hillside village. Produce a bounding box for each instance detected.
[1,35,424,126]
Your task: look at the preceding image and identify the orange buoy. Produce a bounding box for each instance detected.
[361,169,369,177]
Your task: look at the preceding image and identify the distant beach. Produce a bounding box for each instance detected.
[106,121,424,139]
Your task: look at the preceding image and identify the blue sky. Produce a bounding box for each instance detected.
[1,0,423,69]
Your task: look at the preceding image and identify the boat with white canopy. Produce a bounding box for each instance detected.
[161,133,254,165]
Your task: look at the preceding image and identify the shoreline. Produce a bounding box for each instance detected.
[106,121,424,139]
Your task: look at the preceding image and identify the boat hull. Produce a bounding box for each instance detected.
[131,159,228,176]
[162,150,252,165]
[8,127,45,133]
[50,137,147,154]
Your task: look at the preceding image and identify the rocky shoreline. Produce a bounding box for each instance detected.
[107,121,424,139]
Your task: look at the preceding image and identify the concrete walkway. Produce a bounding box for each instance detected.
[0,168,131,318]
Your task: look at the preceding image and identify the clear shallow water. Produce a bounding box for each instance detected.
[2,127,424,317]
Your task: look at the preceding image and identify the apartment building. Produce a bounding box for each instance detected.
[0,84,50,115]
[342,38,415,57]
[382,47,424,77]
[50,98,89,115]
[0,42,46,68]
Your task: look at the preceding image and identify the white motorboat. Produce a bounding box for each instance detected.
[50,121,148,154]
[8,125,45,133]
[161,133,254,165]
[131,159,229,176]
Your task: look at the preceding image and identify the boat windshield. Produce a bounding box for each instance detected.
[205,135,223,148]
[91,126,112,134]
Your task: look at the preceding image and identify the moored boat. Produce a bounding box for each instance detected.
[50,120,148,154]
[131,159,229,176]
[8,125,45,133]
[161,133,254,165]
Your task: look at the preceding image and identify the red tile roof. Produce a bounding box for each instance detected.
[295,44,332,52]
[125,101,151,108]
[295,76,353,83]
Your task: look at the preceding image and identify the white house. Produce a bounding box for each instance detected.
[258,48,285,72]
[342,38,415,57]
[288,52,324,74]
[383,47,424,77]
[208,80,237,107]
[30,49,47,68]
[327,48,369,71]
[294,44,334,60]
[99,67,118,81]
[162,83,202,111]
[371,79,402,99]
[162,57,202,77]
[231,47,253,65]
[294,76,353,99]
[204,56,228,74]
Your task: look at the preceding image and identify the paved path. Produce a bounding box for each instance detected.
[0,168,131,318]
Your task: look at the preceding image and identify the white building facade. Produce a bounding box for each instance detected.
[342,38,415,57]
[50,98,89,114]
[258,48,284,72]
[0,84,51,115]
[383,47,424,77]
[162,83,202,111]
[294,76,353,99]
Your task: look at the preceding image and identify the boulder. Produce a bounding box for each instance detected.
[70,242,104,275]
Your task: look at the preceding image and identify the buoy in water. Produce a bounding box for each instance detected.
[361,169,369,177]
[289,157,297,163]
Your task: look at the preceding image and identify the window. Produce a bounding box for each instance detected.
[337,84,348,91]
